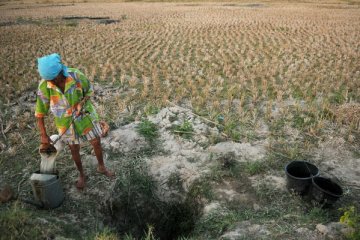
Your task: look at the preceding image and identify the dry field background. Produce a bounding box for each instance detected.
[0,1,360,240]
[1,1,359,145]
[1,3,360,107]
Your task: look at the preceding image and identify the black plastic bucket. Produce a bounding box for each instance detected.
[311,176,343,206]
[285,161,319,195]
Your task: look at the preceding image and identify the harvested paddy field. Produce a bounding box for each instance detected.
[0,1,359,239]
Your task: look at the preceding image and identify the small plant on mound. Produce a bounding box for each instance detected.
[193,208,239,238]
[244,160,266,176]
[137,119,158,142]
[172,120,194,139]
[303,207,331,224]
[208,153,243,181]
[94,227,119,240]
[340,206,360,240]
[144,104,160,116]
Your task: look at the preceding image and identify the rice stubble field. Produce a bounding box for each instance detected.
[0,1,360,240]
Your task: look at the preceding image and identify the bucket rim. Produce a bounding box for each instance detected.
[285,160,319,180]
[33,170,59,176]
[312,176,343,198]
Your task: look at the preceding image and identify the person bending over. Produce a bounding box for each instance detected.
[35,53,114,189]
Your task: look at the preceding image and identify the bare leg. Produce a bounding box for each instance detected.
[69,144,85,189]
[89,137,114,177]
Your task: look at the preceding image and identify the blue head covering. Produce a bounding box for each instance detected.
[37,53,69,80]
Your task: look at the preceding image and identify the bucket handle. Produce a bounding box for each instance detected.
[303,161,314,178]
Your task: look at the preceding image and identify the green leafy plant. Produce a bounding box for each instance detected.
[144,104,160,116]
[172,120,194,139]
[94,227,119,240]
[304,207,330,224]
[244,161,266,176]
[291,110,316,130]
[194,209,238,238]
[340,206,360,240]
[329,86,347,104]
[137,119,159,142]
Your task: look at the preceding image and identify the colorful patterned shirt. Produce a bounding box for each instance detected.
[35,68,99,140]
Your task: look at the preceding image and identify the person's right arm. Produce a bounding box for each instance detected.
[37,117,50,144]
[35,80,50,144]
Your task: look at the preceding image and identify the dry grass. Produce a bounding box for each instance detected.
[335,103,360,129]
[0,1,358,154]
[1,2,359,136]
[0,4,360,99]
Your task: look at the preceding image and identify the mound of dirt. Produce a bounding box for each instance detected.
[221,221,270,239]
[208,141,266,162]
[102,122,147,154]
[313,137,360,188]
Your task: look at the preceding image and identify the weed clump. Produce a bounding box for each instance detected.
[136,119,159,142]
[244,160,266,176]
[0,202,43,240]
[193,208,239,239]
[172,120,194,139]
[94,227,119,240]
[340,206,360,240]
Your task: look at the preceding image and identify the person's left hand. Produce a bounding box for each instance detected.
[76,97,89,116]
[76,103,83,116]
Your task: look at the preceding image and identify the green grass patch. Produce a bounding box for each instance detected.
[64,20,78,27]
[291,110,317,130]
[244,160,266,176]
[207,153,243,182]
[93,227,120,240]
[267,140,311,170]
[193,208,240,239]
[222,119,258,142]
[144,104,160,116]
[329,86,347,104]
[339,206,360,240]
[269,117,287,134]
[172,120,194,139]
[0,202,44,240]
[301,207,331,224]
[136,119,159,142]
[187,177,214,201]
